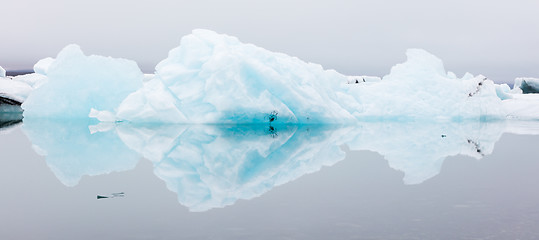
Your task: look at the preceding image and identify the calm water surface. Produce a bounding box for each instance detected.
[1,120,539,240]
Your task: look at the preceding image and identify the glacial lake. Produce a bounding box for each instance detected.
[1,119,539,239]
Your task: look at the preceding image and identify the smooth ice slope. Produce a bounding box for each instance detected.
[22,45,143,119]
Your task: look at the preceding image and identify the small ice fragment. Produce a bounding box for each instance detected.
[97,192,125,199]
[34,57,55,75]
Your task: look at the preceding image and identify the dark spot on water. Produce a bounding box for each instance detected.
[97,192,125,200]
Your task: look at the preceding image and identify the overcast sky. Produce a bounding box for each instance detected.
[1,0,538,83]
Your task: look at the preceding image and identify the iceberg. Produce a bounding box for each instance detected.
[21,44,144,119]
[0,66,5,77]
[110,29,354,124]
[104,30,506,123]
[15,29,524,123]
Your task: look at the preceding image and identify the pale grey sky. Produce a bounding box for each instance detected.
[1,0,538,82]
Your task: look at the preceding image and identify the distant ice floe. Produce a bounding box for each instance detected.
[513,77,539,94]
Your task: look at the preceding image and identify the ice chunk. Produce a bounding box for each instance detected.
[12,30,520,122]
[107,32,506,123]
[345,49,505,120]
[11,73,48,89]
[513,77,539,94]
[0,78,33,103]
[112,29,355,124]
[114,78,188,123]
[34,57,54,75]
[502,94,539,120]
[0,66,5,77]
[495,83,512,100]
[22,44,144,119]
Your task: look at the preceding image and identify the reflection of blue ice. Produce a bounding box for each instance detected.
[344,121,505,184]
[144,125,348,212]
[23,119,515,211]
[22,119,140,186]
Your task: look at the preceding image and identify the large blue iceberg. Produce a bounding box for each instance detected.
[12,29,537,123]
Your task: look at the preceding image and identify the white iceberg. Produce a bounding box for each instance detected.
[89,30,505,123]
[0,66,5,77]
[11,29,539,122]
[21,44,144,119]
[346,49,505,120]
[109,29,354,124]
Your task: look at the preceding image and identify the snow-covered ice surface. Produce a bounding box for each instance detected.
[21,119,536,211]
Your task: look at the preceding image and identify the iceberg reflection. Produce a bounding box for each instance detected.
[22,120,530,211]
[22,119,140,187]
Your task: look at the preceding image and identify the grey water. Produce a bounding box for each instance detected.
[1,119,539,240]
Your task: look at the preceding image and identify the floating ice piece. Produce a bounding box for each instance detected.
[99,30,507,123]
[0,66,5,77]
[0,72,49,105]
[345,49,505,120]
[513,77,539,94]
[495,83,513,100]
[34,57,54,75]
[0,79,32,104]
[502,94,539,120]
[8,29,526,123]
[22,44,144,119]
[109,29,354,124]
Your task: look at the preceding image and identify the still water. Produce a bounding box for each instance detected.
[1,119,539,239]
